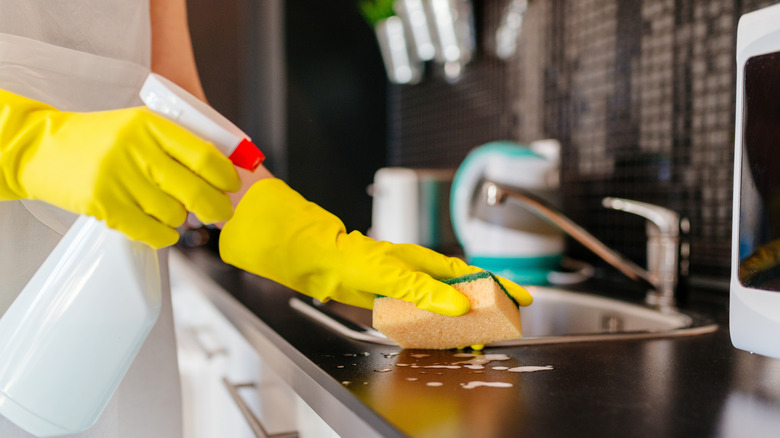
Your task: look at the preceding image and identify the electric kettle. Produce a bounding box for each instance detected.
[450,140,564,284]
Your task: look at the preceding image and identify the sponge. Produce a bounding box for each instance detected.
[372,271,523,349]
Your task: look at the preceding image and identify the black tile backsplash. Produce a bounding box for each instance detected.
[388,0,780,290]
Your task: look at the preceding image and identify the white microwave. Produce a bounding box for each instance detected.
[731,3,780,358]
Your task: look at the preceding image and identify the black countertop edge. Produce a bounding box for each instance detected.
[171,246,780,438]
[170,250,406,438]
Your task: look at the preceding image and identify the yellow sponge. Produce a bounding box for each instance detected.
[372,271,522,349]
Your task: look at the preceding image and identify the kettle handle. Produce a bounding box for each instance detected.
[450,141,545,252]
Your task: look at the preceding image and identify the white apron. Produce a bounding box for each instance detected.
[0,2,182,437]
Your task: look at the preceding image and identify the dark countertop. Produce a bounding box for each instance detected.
[176,247,780,438]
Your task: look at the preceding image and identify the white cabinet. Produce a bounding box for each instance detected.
[169,252,340,438]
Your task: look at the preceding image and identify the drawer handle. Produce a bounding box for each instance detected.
[185,326,228,359]
[222,377,299,438]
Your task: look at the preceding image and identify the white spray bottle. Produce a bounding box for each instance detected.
[0,73,263,436]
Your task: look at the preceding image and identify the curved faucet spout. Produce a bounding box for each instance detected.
[482,181,676,305]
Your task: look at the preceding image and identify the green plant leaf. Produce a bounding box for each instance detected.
[359,0,396,27]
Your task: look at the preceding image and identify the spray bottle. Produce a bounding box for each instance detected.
[0,73,263,436]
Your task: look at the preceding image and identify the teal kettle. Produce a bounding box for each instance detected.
[450,140,564,284]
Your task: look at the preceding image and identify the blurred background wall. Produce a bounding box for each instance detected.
[188,0,387,235]
[376,0,778,294]
[187,0,780,297]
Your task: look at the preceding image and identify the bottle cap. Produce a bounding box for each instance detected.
[229,138,265,171]
[140,73,264,171]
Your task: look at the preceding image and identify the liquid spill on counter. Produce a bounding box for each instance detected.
[508,365,554,372]
[461,381,514,389]
[329,351,553,390]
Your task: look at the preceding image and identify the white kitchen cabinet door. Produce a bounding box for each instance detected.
[170,253,339,438]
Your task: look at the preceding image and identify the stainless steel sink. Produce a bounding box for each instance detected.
[289,286,718,347]
[501,286,717,345]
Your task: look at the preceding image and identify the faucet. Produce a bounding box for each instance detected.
[481,181,688,310]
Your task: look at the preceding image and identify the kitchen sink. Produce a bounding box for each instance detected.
[290,286,718,347]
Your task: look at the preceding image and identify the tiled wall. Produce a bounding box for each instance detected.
[388,0,780,290]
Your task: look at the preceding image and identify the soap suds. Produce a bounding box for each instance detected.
[508,365,554,373]
[335,351,553,391]
[453,353,511,367]
[461,381,514,389]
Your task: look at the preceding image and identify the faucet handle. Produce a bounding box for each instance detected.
[601,197,684,237]
[602,197,687,309]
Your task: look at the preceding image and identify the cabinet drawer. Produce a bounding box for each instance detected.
[170,251,338,438]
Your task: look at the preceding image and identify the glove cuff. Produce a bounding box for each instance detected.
[218,178,346,280]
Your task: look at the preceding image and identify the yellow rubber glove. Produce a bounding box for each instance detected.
[0,89,241,248]
[219,178,532,316]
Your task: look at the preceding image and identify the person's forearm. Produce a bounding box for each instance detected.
[229,166,275,209]
[150,0,205,100]
[213,165,274,229]
[149,0,274,222]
